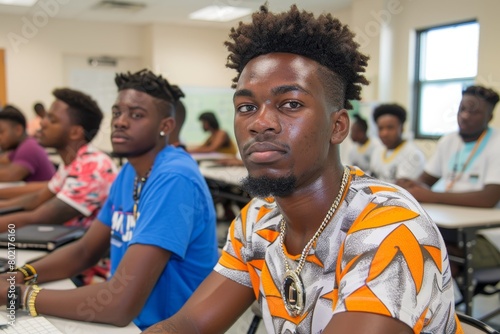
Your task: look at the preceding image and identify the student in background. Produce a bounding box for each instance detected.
[398,85,500,271]
[0,88,117,232]
[370,103,425,183]
[145,5,460,334]
[346,113,379,174]
[0,69,218,330]
[188,111,237,155]
[168,84,187,150]
[27,101,46,137]
[0,105,55,182]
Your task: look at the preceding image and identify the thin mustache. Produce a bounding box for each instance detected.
[242,139,290,154]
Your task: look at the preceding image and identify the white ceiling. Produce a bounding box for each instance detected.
[0,0,352,28]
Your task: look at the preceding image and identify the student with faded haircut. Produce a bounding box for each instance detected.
[0,104,55,181]
[0,70,218,330]
[0,88,117,232]
[145,5,461,334]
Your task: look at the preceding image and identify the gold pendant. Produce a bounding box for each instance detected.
[282,270,305,317]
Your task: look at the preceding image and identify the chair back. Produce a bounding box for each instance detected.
[458,313,500,334]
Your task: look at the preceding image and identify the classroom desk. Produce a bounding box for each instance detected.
[190,152,236,164]
[422,203,500,316]
[4,250,140,333]
[199,162,250,205]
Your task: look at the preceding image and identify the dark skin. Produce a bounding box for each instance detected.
[0,89,175,326]
[143,53,412,334]
[0,121,33,181]
[350,121,368,145]
[375,114,403,150]
[397,94,500,208]
[0,181,48,199]
[188,125,232,154]
[0,100,89,232]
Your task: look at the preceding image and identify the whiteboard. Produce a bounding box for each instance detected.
[181,86,236,146]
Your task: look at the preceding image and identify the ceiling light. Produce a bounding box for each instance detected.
[189,5,251,22]
[0,0,37,6]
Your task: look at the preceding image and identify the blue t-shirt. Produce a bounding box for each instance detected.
[98,145,218,330]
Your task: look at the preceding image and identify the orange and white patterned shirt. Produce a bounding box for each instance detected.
[216,167,462,334]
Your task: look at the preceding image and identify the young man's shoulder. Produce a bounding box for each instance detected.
[77,145,116,165]
[155,146,201,174]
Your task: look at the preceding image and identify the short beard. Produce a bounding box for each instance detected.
[240,175,297,198]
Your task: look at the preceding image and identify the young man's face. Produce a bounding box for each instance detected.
[38,100,72,149]
[0,120,22,151]
[234,52,340,195]
[376,114,403,150]
[111,89,169,158]
[457,94,492,138]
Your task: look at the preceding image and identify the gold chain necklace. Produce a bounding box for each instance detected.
[279,166,350,317]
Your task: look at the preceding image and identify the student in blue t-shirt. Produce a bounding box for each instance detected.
[0,70,218,330]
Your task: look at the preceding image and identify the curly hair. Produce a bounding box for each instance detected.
[463,85,499,110]
[373,103,407,124]
[0,104,27,129]
[224,4,369,109]
[52,88,103,142]
[115,69,179,117]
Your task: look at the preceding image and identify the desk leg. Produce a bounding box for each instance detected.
[461,228,476,316]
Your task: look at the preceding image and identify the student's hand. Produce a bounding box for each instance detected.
[396,179,433,202]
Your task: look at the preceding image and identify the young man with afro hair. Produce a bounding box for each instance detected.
[145,4,462,334]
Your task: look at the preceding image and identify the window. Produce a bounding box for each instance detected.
[414,21,479,139]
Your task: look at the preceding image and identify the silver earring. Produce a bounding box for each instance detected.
[160,131,165,137]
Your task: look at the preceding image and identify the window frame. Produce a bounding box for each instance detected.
[413,19,478,140]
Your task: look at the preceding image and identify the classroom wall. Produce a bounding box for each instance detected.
[0,14,147,114]
[0,0,499,155]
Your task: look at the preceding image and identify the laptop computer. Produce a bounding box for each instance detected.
[0,225,86,251]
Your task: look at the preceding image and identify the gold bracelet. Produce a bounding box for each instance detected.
[27,285,42,317]
[24,264,37,276]
[16,266,29,278]
[16,265,38,285]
